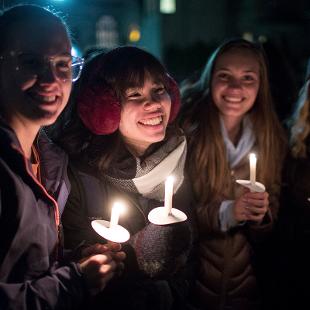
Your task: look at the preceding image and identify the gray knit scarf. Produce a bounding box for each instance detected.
[104,135,187,201]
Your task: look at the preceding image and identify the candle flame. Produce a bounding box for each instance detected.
[166,175,174,183]
[249,153,256,160]
[112,201,126,214]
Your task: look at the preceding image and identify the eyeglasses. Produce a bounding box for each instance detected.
[0,52,84,82]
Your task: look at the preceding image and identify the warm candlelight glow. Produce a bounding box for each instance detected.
[164,176,174,217]
[110,201,125,228]
[249,153,257,185]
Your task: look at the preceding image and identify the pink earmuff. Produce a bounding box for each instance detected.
[167,74,181,123]
[77,75,181,135]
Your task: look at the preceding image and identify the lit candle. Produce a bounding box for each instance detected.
[110,201,125,228]
[249,153,257,185]
[164,176,174,216]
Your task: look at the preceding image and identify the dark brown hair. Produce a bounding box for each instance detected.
[0,4,69,54]
[57,46,180,170]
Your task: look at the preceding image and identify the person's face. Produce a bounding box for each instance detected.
[119,76,171,155]
[211,48,260,123]
[0,18,72,127]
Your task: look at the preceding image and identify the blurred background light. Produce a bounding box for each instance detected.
[160,0,176,14]
[242,32,254,42]
[71,46,82,57]
[258,35,268,43]
[129,25,141,42]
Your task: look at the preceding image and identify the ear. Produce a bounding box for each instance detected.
[167,75,181,123]
[77,84,121,135]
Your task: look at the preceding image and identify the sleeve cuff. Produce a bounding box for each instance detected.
[219,200,245,232]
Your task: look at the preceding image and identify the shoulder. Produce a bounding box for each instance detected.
[37,130,68,162]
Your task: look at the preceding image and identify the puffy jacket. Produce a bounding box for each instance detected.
[194,152,280,310]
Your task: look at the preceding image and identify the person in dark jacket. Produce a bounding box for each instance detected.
[0,4,125,310]
[56,46,198,310]
[269,62,310,310]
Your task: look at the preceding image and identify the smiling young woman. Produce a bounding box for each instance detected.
[55,46,198,310]
[0,4,124,310]
[178,38,287,310]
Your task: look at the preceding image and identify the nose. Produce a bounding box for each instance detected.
[228,77,242,90]
[143,96,162,111]
[38,62,58,84]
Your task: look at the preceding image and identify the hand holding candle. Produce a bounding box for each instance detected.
[249,153,257,186]
[164,176,174,217]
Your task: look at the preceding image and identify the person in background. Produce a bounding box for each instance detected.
[0,5,125,309]
[178,38,286,310]
[270,60,310,310]
[56,46,197,310]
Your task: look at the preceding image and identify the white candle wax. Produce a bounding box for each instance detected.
[249,153,257,185]
[164,176,174,217]
[110,201,124,228]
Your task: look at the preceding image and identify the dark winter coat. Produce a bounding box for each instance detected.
[0,124,88,310]
[267,152,310,310]
[62,145,198,310]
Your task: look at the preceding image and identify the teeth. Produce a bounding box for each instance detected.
[33,93,57,103]
[42,96,56,102]
[140,116,162,126]
[224,96,242,103]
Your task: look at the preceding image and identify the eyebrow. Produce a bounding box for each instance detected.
[50,52,72,58]
[59,52,72,57]
[216,67,258,73]
[126,89,141,96]
[126,82,163,91]
[126,87,141,91]
[18,51,72,58]
[152,80,164,86]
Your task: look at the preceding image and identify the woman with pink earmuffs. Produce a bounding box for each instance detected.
[55,46,198,310]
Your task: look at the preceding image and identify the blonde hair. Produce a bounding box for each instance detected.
[179,38,286,204]
[288,80,310,158]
